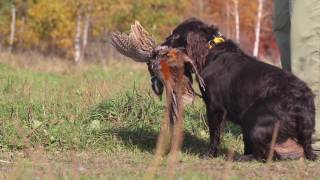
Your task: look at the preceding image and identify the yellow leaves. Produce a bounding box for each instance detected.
[51,21,75,50]
[23,0,76,54]
[0,0,188,57]
[22,30,39,48]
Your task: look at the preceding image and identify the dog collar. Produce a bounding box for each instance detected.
[208,36,225,49]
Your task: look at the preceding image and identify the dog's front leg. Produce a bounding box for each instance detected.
[204,106,225,158]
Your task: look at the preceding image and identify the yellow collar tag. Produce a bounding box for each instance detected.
[213,37,225,44]
[208,36,225,49]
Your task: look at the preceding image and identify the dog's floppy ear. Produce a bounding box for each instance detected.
[186,32,209,71]
[200,24,219,37]
[181,53,206,91]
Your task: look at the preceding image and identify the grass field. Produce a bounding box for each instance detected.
[0,52,320,179]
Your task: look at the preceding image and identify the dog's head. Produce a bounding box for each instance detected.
[151,18,217,96]
[158,18,220,72]
[161,18,219,49]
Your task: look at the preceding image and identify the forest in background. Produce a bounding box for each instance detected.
[3,2,320,179]
[0,0,278,63]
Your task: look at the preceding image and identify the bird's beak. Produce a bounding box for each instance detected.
[154,45,170,56]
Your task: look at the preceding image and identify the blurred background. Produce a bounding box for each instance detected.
[0,0,279,64]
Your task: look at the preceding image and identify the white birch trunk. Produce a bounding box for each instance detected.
[232,0,240,43]
[74,9,82,63]
[8,4,16,53]
[80,13,90,61]
[253,0,265,57]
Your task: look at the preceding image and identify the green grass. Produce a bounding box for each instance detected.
[0,55,319,179]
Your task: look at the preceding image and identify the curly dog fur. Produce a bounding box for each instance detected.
[153,18,317,161]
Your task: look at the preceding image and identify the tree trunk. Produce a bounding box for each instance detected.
[80,12,91,61]
[232,0,240,43]
[253,0,265,57]
[8,4,16,53]
[74,8,82,63]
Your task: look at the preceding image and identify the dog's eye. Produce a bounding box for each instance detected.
[172,34,180,40]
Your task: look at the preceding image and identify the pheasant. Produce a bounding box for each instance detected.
[111,21,205,112]
[111,22,206,173]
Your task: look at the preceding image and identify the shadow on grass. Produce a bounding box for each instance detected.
[106,127,210,156]
[90,93,240,157]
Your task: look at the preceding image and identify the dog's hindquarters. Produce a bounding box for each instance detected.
[241,97,280,160]
[241,93,317,161]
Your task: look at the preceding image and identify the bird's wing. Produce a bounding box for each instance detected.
[111,21,156,62]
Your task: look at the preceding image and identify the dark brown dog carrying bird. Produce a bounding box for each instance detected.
[151,18,317,161]
[111,18,317,161]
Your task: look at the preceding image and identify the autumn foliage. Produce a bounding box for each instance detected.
[0,0,278,62]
